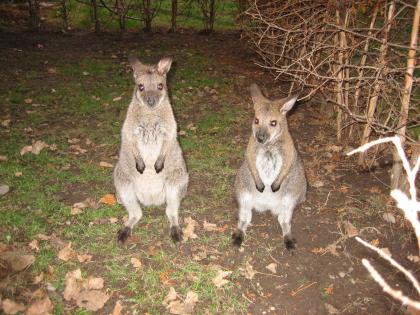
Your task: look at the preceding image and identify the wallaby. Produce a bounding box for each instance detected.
[114,55,189,244]
[232,84,306,250]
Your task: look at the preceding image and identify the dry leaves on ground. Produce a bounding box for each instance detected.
[344,221,358,238]
[242,261,257,280]
[265,263,277,274]
[1,299,26,314]
[182,217,198,241]
[212,269,232,288]
[26,296,53,315]
[58,243,76,262]
[163,288,198,315]
[20,140,49,156]
[110,300,123,315]
[99,194,117,206]
[130,257,142,269]
[203,221,218,232]
[99,161,114,168]
[1,251,35,272]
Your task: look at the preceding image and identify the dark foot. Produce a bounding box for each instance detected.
[117,226,131,244]
[271,182,280,193]
[232,230,244,247]
[284,236,297,250]
[170,226,183,243]
[136,161,145,174]
[255,183,265,193]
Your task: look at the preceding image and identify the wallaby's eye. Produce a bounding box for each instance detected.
[254,118,259,124]
[157,83,163,90]
[138,84,145,91]
[270,120,277,127]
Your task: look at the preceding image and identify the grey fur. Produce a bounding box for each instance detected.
[114,56,188,244]
[233,84,307,250]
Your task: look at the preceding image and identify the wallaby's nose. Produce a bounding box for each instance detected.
[147,97,156,107]
[256,132,267,144]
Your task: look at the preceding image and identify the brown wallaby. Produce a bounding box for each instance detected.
[232,84,306,250]
[114,56,188,244]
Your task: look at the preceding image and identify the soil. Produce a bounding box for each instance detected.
[0,28,418,315]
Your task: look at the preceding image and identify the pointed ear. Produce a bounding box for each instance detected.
[128,55,146,73]
[250,83,265,105]
[278,94,299,113]
[157,57,172,75]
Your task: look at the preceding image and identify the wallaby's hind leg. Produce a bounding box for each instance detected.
[277,195,297,250]
[116,183,143,244]
[233,193,253,247]
[165,185,183,243]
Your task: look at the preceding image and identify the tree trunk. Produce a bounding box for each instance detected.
[208,0,216,33]
[27,0,41,30]
[116,0,126,32]
[143,0,152,32]
[171,0,177,32]
[391,0,420,189]
[91,0,100,33]
[61,0,68,30]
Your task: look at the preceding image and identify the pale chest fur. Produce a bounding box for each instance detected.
[256,147,282,186]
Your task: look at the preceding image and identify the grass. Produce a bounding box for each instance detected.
[0,32,248,314]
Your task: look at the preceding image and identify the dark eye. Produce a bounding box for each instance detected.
[270,120,277,127]
[138,84,144,91]
[157,83,163,90]
[254,118,259,124]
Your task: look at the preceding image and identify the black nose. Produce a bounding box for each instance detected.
[256,133,267,143]
[147,97,155,106]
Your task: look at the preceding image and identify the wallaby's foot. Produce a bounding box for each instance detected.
[136,161,145,174]
[117,226,132,244]
[170,226,183,243]
[154,157,164,173]
[255,183,265,193]
[271,182,281,193]
[284,236,296,250]
[232,230,244,247]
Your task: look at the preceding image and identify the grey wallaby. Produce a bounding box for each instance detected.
[232,84,307,250]
[114,56,188,244]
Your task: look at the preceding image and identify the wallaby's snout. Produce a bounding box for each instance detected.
[143,91,159,108]
[255,129,268,144]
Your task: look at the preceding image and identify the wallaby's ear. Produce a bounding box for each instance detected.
[128,55,145,73]
[250,83,265,105]
[278,94,299,114]
[157,57,172,75]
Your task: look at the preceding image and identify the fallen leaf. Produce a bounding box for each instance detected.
[212,269,232,288]
[77,254,92,263]
[109,217,118,224]
[33,273,44,284]
[338,185,349,193]
[407,254,420,263]
[131,257,142,269]
[0,155,7,162]
[99,161,113,168]
[383,213,396,224]
[182,217,198,241]
[371,239,380,247]
[36,234,51,241]
[1,252,35,271]
[47,67,56,74]
[178,130,186,136]
[0,185,10,196]
[325,303,339,314]
[99,194,117,205]
[58,243,76,262]
[265,263,277,274]
[243,261,257,280]
[312,180,324,188]
[162,287,178,306]
[84,277,104,290]
[367,186,381,194]
[344,221,358,237]
[20,140,48,156]
[24,98,33,104]
[110,300,123,315]
[76,290,109,311]
[64,269,83,301]
[26,297,53,315]
[1,299,26,314]
[324,284,334,295]
[203,221,217,232]
[29,239,40,252]
[326,243,339,256]
[15,171,22,177]
[71,207,83,215]
[167,291,198,315]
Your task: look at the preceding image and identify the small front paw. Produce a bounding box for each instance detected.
[232,230,244,247]
[256,182,265,193]
[117,226,131,245]
[271,182,281,193]
[136,160,145,174]
[154,158,164,173]
[170,226,183,243]
[284,236,297,250]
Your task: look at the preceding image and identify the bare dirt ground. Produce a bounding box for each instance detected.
[0,28,419,314]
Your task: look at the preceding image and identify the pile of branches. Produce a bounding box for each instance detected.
[243,0,419,188]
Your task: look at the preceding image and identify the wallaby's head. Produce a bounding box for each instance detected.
[250,83,298,144]
[128,55,172,108]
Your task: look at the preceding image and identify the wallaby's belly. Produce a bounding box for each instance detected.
[133,171,165,206]
[256,149,282,186]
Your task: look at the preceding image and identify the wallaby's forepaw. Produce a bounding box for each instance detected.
[284,236,296,250]
[271,182,281,193]
[117,226,132,244]
[170,226,183,243]
[232,230,244,247]
[154,157,164,173]
[136,160,145,174]
[255,183,265,193]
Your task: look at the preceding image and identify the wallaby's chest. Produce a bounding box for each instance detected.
[133,117,167,166]
[256,148,282,186]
